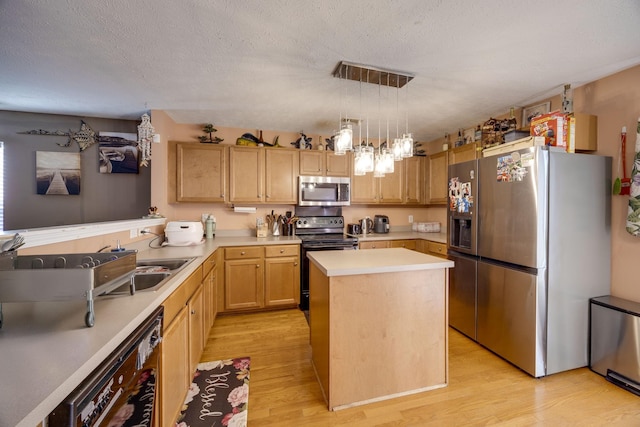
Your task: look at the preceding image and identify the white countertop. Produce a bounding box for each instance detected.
[0,235,299,427]
[0,230,447,426]
[308,248,454,277]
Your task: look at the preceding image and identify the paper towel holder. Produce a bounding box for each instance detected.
[232,205,257,214]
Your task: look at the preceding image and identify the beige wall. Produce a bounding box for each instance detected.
[149,111,435,232]
[574,65,640,301]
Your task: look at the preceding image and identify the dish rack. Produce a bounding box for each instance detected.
[0,250,137,328]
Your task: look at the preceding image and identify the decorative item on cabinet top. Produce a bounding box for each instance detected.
[198,123,223,144]
[236,130,281,147]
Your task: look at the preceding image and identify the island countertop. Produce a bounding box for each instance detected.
[307,247,453,277]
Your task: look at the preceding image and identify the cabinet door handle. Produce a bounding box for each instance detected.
[241,251,246,255]
[191,309,196,315]
[256,264,260,268]
[279,249,284,253]
[294,262,298,266]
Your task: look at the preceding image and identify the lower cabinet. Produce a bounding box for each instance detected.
[224,246,264,310]
[264,245,299,307]
[188,285,205,374]
[202,250,220,334]
[159,306,189,426]
[223,245,300,313]
[159,266,203,426]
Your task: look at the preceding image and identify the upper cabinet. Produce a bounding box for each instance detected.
[404,156,423,205]
[170,142,227,203]
[229,146,299,204]
[448,142,481,165]
[426,151,448,205]
[350,157,423,205]
[299,151,350,177]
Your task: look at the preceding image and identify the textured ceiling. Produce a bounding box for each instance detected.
[1,0,640,142]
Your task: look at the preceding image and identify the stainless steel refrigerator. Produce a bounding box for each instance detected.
[448,160,479,341]
[448,145,612,377]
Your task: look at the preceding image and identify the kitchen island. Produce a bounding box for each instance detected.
[307,248,454,410]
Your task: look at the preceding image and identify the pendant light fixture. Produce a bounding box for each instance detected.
[400,78,413,158]
[334,64,353,155]
[332,61,414,173]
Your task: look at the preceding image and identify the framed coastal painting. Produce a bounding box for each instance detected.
[36,151,81,195]
[521,102,551,130]
[98,132,139,174]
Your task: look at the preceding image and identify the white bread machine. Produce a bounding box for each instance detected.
[164,221,204,246]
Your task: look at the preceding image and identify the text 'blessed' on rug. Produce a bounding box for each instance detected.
[176,357,250,427]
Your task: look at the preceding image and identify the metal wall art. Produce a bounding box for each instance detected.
[18,120,97,152]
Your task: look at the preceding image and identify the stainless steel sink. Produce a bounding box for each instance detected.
[106,272,172,295]
[103,257,196,296]
[136,257,195,271]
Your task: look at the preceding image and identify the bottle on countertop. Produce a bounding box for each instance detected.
[205,215,215,239]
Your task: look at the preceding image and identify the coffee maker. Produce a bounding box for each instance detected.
[374,215,390,233]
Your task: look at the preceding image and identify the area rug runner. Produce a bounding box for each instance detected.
[175,357,250,427]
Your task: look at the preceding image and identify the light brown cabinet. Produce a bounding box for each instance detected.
[159,306,189,426]
[224,246,264,310]
[404,156,423,204]
[350,158,404,204]
[202,250,219,334]
[426,150,448,205]
[170,142,227,203]
[426,241,447,257]
[448,142,480,165]
[389,239,417,250]
[299,151,351,177]
[159,266,203,426]
[359,240,390,249]
[264,245,300,307]
[229,147,299,204]
[187,285,204,374]
[222,245,300,312]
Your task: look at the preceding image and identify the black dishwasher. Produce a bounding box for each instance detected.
[49,306,163,427]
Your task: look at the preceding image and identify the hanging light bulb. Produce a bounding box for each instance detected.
[401,76,413,158]
[373,79,385,178]
[392,76,403,161]
[335,64,352,155]
[353,144,366,176]
[382,148,395,173]
[335,122,352,155]
[401,133,414,158]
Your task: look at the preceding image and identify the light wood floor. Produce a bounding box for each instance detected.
[202,309,639,426]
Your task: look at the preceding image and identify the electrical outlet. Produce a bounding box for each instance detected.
[408,215,414,223]
[130,228,138,238]
[140,227,151,235]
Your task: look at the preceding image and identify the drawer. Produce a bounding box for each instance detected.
[163,266,202,327]
[427,241,447,257]
[359,241,390,249]
[265,245,299,258]
[390,239,417,250]
[225,246,263,260]
[201,250,218,278]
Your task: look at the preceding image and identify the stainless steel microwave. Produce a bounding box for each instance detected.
[298,176,350,206]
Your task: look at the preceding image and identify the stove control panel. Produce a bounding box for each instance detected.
[296,216,344,230]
